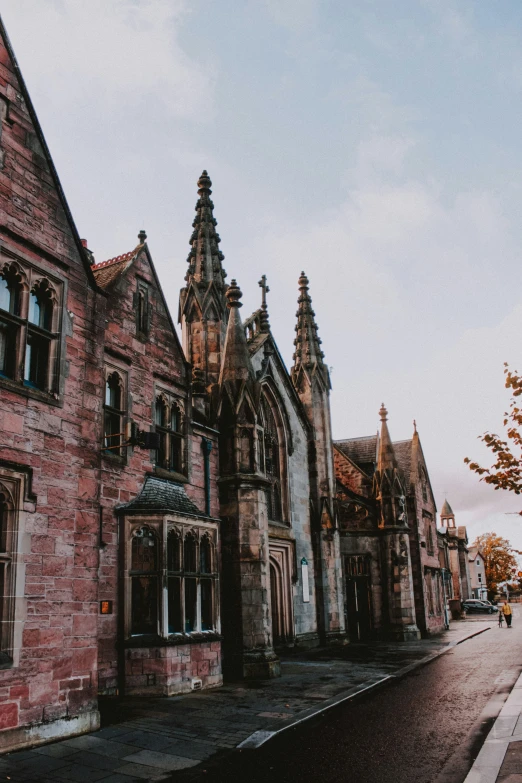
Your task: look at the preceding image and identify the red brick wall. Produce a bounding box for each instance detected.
[96,250,219,694]
[0,28,102,740]
[125,641,222,696]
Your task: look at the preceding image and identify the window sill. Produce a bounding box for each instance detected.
[153,467,188,483]
[123,632,222,648]
[102,452,126,466]
[0,375,61,407]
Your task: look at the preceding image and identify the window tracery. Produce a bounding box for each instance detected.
[127,523,218,638]
[261,393,286,522]
[0,259,62,395]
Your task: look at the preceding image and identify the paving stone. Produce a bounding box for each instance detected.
[160,742,215,761]
[122,749,200,771]
[34,743,81,758]
[52,763,112,782]
[14,754,69,774]
[96,726,140,740]
[111,732,174,752]
[116,763,170,780]
[65,750,122,771]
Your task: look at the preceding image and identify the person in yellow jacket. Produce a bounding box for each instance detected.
[502,601,513,628]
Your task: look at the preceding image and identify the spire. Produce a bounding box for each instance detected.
[219,280,255,385]
[441,499,453,516]
[185,170,226,290]
[292,271,329,384]
[377,403,398,473]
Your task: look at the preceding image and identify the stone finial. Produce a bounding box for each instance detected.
[197,170,212,194]
[138,229,147,244]
[226,279,243,309]
[377,403,398,473]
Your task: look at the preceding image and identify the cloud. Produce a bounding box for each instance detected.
[1,0,213,119]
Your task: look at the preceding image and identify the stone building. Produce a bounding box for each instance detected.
[334,410,446,640]
[178,173,346,678]
[0,11,460,754]
[0,17,346,750]
[468,546,487,601]
[438,500,472,605]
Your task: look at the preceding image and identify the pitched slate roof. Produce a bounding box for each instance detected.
[116,476,206,517]
[394,439,413,480]
[91,243,144,289]
[336,434,415,483]
[335,435,378,467]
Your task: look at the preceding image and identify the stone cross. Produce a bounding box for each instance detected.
[258,275,270,309]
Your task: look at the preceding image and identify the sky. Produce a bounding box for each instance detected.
[2,0,522,549]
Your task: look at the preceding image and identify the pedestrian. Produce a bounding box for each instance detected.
[499,609,504,627]
[502,601,513,628]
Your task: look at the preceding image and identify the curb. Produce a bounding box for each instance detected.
[238,625,492,749]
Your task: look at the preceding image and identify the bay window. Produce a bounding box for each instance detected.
[126,520,218,640]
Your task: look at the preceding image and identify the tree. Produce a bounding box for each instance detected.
[465,364,522,498]
[473,532,517,595]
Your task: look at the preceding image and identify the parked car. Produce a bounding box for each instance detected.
[462,599,498,614]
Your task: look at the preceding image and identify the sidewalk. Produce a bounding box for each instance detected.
[464,669,522,783]
[0,620,493,783]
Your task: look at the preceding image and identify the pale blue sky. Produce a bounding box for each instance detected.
[3,0,522,547]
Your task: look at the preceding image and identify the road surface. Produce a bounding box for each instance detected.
[172,615,522,783]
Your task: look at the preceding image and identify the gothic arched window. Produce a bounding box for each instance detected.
[25,280,55,391]
[104,371,125,456]
[261,392,286,523]
[155,391,184,475]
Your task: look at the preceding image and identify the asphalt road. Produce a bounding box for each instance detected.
[172,616,522,783]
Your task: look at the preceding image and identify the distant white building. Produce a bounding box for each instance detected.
[468,546,488,600]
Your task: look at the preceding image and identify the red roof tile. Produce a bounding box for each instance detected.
[92,243,144,289]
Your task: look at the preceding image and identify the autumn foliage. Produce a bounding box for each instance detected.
[465,363,522,500]
[473,533,517,594]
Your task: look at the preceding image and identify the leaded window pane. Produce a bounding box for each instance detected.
[200,537,211,574]
[0,322,13,378]
[184,536,196,573]
[0,277,18,315]
[167,531,181,572]
[131,576,157,634]
[131,529,157,572]
[24,333,49,390]
[168,577,182,633]
[201,580,213,631]
[184,577,197,632]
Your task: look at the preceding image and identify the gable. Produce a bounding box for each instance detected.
[97,243,185,366]
[249,331,311,436]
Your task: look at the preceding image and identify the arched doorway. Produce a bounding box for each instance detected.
[269,543,294,647]
[270,559,283,644]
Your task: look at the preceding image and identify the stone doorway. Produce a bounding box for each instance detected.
[344,555,372,641]
[269,541,294,646]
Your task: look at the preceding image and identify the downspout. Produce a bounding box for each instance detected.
[202,438,212,516]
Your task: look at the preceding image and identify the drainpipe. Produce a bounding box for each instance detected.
[201,438,212,516]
